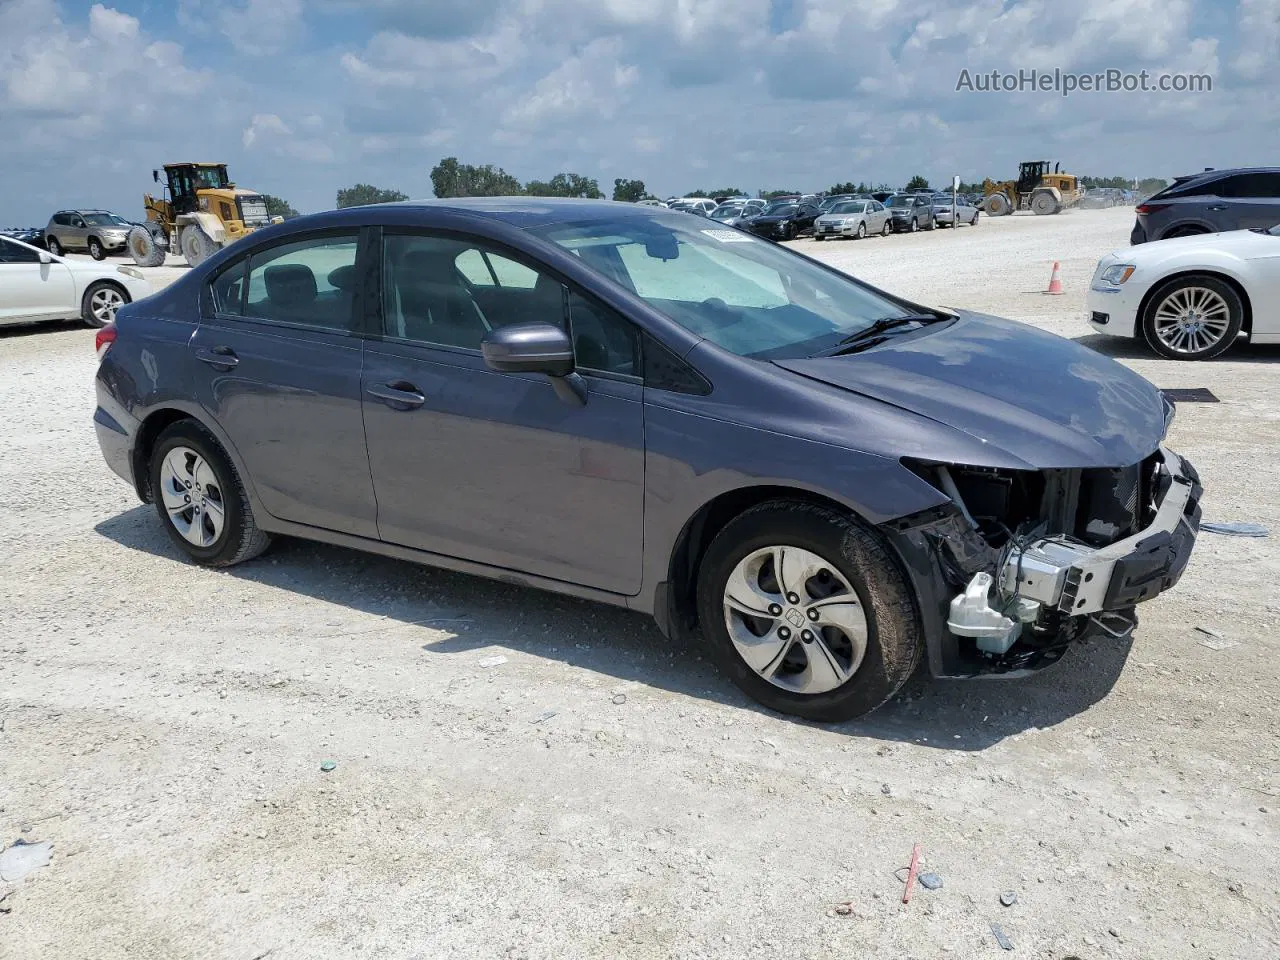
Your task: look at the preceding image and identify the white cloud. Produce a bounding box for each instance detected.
[178,0,305,55]
[243,112,336,162]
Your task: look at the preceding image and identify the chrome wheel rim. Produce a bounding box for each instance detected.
[1153,286,1231,355]
[158,446,226,547]
[722,545,868,695]
[90,288,125,323]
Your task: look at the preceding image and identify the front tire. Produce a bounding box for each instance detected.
[1031,192,1058,216]
[881,220,891,236]
[909,218,918,233]
[81,281,128,328]
[127,224,167,267]
[149,420,271,567]
[696,501,922,722]
[88,237,106,260]
[1141,274,1243,361]
[856,222,867,239]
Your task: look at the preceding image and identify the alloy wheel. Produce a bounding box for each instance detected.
[1152,286,1232,355]
[721,545,868,695]
[90,287,125,324]
[158,446,226,547]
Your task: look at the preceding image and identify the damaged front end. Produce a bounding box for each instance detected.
[884,447,1203,677]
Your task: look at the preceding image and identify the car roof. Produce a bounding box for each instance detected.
[264,197,695,232]
[1178,166,1280,182]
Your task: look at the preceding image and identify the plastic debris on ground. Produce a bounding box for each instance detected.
[1200,521,1268,537]
[477,655,508,668]
[1000,890,1018,906]
[989,922,1014,950]
[918,872,943,891]
[319,760,337,773]
[532,710,557,724]
[0,839,53,883]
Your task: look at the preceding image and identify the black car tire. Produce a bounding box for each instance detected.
[88,237,106,260]
[149,420,272,567]
[81,281,129,328]
[909,218,918,233]
[1162,225,1210,240]
[856,222,867,239]
[781,222,793,241]
[881,220,891,237]
[1140,274,1243,361]
[46,237,63,257]
[970,212,979,226]
[696,500,922,722]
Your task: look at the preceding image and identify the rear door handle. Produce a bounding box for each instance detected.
[1207,204,1228,211]
[367,381,426,410]
[194,345,239,370]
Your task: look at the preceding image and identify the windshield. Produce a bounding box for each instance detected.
[828,201,864,214]
[886,196,913,208]
[530,214,912,359]
[1266,224,1280,236]
[82,213,129,226]
[708,205,742,220]
[762,203,797,216]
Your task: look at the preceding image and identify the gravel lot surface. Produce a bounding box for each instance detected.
[3,209,1278,959]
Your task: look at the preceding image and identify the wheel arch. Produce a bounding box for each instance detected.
[1133,268,1253,338]
[129,405,261,512]
[657,485,880,643]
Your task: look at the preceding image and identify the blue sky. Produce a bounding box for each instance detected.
[1,0,1275,224]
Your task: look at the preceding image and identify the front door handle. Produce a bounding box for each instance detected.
[367,381,426,410]
[1207,204,1228,211]
[195,345,239,370]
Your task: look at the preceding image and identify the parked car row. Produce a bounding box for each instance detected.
[1,208,144,261]
[647,192,982,241]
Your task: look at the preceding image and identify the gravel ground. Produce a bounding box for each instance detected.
[2,208,1278,959]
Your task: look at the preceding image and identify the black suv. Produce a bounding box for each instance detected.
[1132,168,1280,244]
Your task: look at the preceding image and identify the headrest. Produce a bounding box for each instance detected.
[327,264,354,291]
[402,248,461,285]
[264,263,317,308]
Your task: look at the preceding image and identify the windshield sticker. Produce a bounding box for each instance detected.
[701,229,756,243]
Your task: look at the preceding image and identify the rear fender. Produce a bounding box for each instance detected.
[176,212,227,244]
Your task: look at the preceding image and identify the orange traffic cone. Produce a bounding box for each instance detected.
[1045,261,1064,295]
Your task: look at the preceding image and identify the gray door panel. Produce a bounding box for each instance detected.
[189,318,378,537]
[362,342,645,594]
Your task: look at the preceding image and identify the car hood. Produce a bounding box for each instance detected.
[774,311,1166,469]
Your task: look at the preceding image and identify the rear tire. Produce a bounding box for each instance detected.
[1162,225,1210,240]
[179,225,218,267]
[88,237,106,260]
[46,237,63,257]
[81,281,128,328]
[1031,192,1058,216]
[127,224,167,267]
[696,500,922,722]
[149,420,271,567]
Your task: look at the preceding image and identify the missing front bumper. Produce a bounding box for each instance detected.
[999,447,1201,616]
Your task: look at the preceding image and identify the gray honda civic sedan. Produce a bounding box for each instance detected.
[94,199,1202,721]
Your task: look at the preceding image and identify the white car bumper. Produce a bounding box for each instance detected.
[1085,277,1145,339]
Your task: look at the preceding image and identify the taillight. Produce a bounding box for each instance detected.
[1135,203,1169,216]
[95,323,116,361]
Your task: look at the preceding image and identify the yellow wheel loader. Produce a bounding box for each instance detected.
[982,161,1081,217]
[127,163,280,268]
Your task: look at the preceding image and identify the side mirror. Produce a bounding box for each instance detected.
[481,323,585,405]
[482,322,575,377]
[38,249,52,264]
[153,169,160,183]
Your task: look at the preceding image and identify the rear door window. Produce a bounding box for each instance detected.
[235,233,361,331]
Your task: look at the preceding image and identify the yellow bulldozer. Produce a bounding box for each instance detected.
[982,161,1081,216]
[127,163,279,268]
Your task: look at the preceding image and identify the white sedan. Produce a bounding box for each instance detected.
[1087,226,1280,360]
[0,234,152,328]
